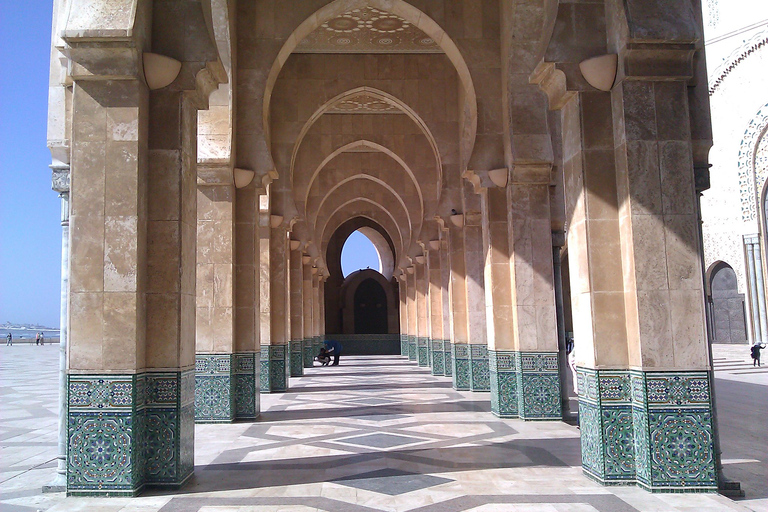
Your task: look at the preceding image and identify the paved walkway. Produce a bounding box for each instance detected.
[1,345,763,511]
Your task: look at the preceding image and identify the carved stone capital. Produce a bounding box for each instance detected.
[510,163,552,185]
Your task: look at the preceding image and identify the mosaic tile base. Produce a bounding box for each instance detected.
[303,339,313,368]
[444,342,452,377]
[452,343,470,390]
[577,367,716,492]
[431,340,445,375]
[469,344,489,392]
[408,336,417,361]
[234,352,259,419]
[489,350,518,418]
[417,337,429,367]
[517,352,561,420]
[67,371,192,496]
[289,341,304,377]
[260,345,288,393]
[195,354,234,423]
[400,335,408,356]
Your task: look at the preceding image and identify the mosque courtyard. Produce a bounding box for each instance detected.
[1,345,765,512]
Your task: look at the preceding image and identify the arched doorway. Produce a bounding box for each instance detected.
[354,277,388,334]
[709,262,748,343]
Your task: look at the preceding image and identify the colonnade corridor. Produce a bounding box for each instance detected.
[0,348,758,511]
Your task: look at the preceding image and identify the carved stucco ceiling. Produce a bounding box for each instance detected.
[294,7,443,54]
[326,92,405,114]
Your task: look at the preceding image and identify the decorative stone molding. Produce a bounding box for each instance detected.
[530,62,575,110]
[579,54,617,92]
[737,103,768,223]
[708,29,768,96]
[195,354,234,423]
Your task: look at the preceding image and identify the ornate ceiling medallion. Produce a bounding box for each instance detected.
[296,7,442,54]
[326,92,404,114]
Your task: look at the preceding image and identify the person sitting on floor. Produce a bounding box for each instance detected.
[316,347,331,366]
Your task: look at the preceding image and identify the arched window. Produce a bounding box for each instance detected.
[341,230,382,277]
[708,261,748,343]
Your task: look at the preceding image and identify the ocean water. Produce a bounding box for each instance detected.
[1,328,60,340]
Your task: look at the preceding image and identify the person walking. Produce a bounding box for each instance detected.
[39,332,45,346]
[6,333,12,346]
[36,332,41,346]
[324,339,343,366]
[751,342,766,366]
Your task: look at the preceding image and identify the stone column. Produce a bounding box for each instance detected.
[46,169,69,492]
[195,180,236,423]
[398,272,409,356]
[66,71,154,495]
[233,184,260,420]
[605,48,716,490]
[289,243,304,377]
[415,256,430,367]
[439,238,453,376]
[263,221,289,392]
[744,235,768,342]
[428,247,446,375]
[406,268,418,361]
[507,167,561,420]
[462,182,489,391]
[312,271,322,353]
[448,219,470,388]
[480,184,516,417]
[302,254,314,367]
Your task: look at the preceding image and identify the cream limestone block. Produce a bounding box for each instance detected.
[103,292,140,370]
[213,263,234,308]
[586,218,624,293]
[659,141,695,215]
[105,141,140,217]
[634,289,674,368]
[572,292,596,368]
[235,307,256,352]
[103,216,138,292]
[235,264,255,309]
[591,291,630,367]
[72,85,107,143]
[146,221,181,294]
[148,150,182,221]
[628,214,669,291]
[180,292,196,368]
[197,222,215,264]
[68,292,104,371]
[69,213,105,293]
[71,141,107,217]
[669,289,709,369]
[663,214,701,291]
[106,107,140,142]
[196,306,215,353]
[213,307,234,353]
[624,141,662,216]
[145,293,181,368]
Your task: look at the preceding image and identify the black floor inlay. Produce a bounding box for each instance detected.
[333,468,454,495]
[337,433,425,449]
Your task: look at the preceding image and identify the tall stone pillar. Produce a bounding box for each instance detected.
[302,255,314,367]
[439,237,453,376]
[507,168,561,419]
[406,268,418,361]
[262,221,289,392]
[428,246,447,375]
[462,182,489,391]
[289,244,304,377]
[611,72,717,490]
[415,256,430,367]
[744,235,768,342]
[232,184,260,420]
[195,180,237,423]
[312,271,322,353]
[448,219,470,388]
[398,272,409,356]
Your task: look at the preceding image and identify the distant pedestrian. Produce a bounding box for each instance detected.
[36,332,41,345]
[40,332,44,346]
[6,333,12,346]
[323,339,343,366]
[751,342,766,366]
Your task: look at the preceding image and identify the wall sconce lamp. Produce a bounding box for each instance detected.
[488,168,508,188]
[450,213,464,228]
[143,53,182,90]
[414,255,425,264]
[406,266,415,274]
[579,54,618,92]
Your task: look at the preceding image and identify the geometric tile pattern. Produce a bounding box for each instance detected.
[452,343,470,390]
[234,352,260,419]
[517,352,561,420]
[469,344,490,391]
[260,344,288,393]
[430,339,445,376]
[417,337,429,367]
[400,334,408,356]
[67,371,193,495]
[444,340,452,377]
[195,354,234,423]
[332,468,454,495]
[289,340,304,377]
[489,350,518,417]
[578,368,717,492]
[407,335,417,361]
[303,339,314,368]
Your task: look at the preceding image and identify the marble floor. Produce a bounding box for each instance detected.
[0,346,760,512]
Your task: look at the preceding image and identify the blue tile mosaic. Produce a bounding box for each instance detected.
[417,337,429,367]
[289,340,304,377]
[517,352,560,420]
[431,340,445,376]
[234,352,259,419]
[469,344,489,391]
[489,350,518,418]
[260,345,288,393]
[452,343,470,390]
[444,341,452,377]
[195,354,234,423]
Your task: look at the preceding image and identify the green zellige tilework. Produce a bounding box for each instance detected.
[67,371,192,496]
[289,340,304,377]
[234,352,259,419]
[195,354,234,423]
[452,343,470,390]
[260,345,288,393]
[577,367,716,492]
[469,344,489,391]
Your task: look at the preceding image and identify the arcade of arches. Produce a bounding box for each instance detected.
[48,0,719,498]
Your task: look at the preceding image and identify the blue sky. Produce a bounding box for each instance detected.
[0,3,379,328]
[0,2,60,327]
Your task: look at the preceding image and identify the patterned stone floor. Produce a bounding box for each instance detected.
[0,346,761,512]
